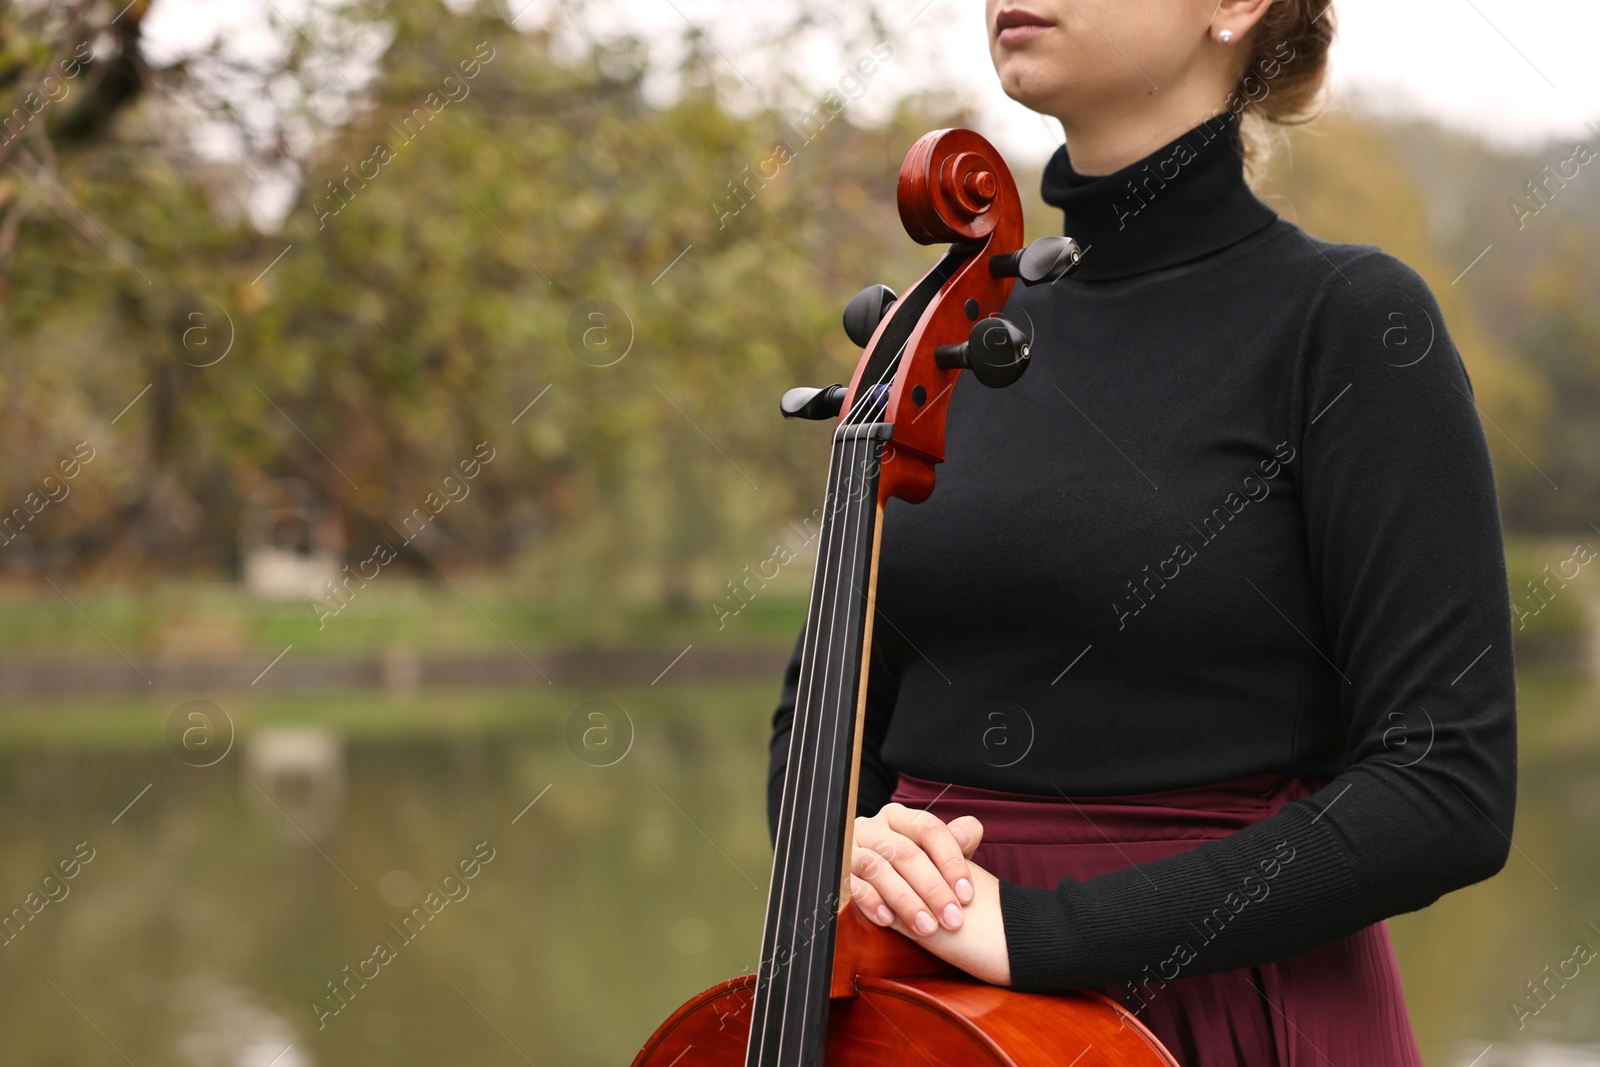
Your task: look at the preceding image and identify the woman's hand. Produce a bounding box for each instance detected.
[848,803,1011,986]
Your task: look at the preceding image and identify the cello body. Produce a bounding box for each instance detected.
[636,127,1178,1066]
[636,976,1174,1065]
[635,907,1178,1065]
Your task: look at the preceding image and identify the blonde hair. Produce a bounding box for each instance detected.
[1232,1,1337,176]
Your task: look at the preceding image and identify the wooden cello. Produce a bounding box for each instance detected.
[634,129,1177,1066]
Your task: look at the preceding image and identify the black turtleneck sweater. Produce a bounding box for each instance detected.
[766,112,1517,993]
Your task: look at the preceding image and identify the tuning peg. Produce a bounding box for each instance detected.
[934,317,1031,388]
[988,236,1083,286]
[842,284,898,348]
[780,383,848,421]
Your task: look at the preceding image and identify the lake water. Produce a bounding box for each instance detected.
[0,671,1595,1066]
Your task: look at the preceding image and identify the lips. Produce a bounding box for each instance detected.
[996,6,1054,45]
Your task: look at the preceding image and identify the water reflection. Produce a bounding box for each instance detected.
[0,672,1594,1065]
[0,683,773,1066]
[244,727,346,843]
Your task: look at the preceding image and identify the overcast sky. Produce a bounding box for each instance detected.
[145,0,1600,169]
[902,0,1600,159]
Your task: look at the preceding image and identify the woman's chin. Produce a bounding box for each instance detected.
[996,62,1069,116]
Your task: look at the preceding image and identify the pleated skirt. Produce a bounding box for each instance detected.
[887,770,1425,1067]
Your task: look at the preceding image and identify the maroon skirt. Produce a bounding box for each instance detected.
[888,770,1425,1067]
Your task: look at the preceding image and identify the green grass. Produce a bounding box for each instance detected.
[0,577,809,660]
[0,679,781,750]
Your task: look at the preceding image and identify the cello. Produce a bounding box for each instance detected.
[634,129,1177,1066]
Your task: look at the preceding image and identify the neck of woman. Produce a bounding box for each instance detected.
[1053,76,1240,175]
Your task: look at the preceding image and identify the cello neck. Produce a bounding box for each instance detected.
[746,419,889,1067]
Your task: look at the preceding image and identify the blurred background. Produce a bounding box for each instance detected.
[1,0,1598,1064]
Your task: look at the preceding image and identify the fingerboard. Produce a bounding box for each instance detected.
[745,419,889,1067]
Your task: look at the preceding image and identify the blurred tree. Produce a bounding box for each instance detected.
[1507,231,1600,529]
[0,0,944,619]
[6,0,1597,611]
[0,0,153,290]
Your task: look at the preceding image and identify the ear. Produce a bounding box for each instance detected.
[1211,0,1277,43]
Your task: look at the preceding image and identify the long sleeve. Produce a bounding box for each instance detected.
[997,250,1519,991]
[767,623,903,845]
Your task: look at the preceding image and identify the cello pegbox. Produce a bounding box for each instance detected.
[842,128,1024,505]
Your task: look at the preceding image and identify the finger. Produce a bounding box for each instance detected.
[848,872,895,927]
[863,830,964,932]
[851,841,942,936]
[949,816,985,856]
[888,806,977,910]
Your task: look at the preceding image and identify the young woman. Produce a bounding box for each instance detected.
[766,1,1517,1061]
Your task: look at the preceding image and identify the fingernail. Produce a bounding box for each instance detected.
[876,904,894,926]
[942,903,963,929]
[951,824,971,848]
[914,910,937,935]
[956,877,973,903]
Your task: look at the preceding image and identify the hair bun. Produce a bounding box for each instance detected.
[1235,1,1336,174]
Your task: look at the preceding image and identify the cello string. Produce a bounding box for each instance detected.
[781,430,871,1059]
[752,428,850,1063]
[791,367,907,1050]
[762,418,878,1060]
[759,345,901,1062]
[766,347,900,921]
[755,370,888,1062]
[768,232,981,1056]
[785,236,992,1050]
[770,343,907,1059]
[800,430,879,1057]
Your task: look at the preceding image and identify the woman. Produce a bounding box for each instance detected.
[766,0,1517,1062]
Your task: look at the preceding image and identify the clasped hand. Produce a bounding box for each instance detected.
[849,802,1011,986]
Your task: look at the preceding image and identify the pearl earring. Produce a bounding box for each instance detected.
[1217,28,1235,43]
